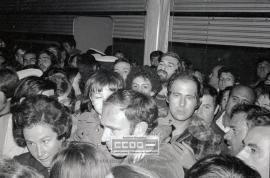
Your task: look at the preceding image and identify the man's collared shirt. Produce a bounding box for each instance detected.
[216,111,230,133]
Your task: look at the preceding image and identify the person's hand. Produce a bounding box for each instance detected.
[172,141,196,169]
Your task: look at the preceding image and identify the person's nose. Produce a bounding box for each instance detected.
[36,144,45,157]
[179,96,185,106]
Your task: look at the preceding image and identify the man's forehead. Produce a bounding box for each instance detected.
[220,72,234,78]
[161,56,179,64]
[246,126,270,143]
[231,87,254,102]
[171,79,197,95]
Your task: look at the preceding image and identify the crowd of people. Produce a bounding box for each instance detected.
[0,36,269,178]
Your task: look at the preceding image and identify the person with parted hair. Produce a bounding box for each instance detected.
[50,142,111,178]
[12,95,72,178]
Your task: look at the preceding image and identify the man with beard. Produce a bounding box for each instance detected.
[156,52,184,117]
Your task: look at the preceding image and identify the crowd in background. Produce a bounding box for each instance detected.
[0,36,270,178]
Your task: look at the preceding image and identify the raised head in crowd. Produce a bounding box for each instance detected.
[50,142,111,178]
[37,50,59,73]
[13,45,27,70]
[12,95,72,178]
[126,66,161,97]
[185,154,261,178]
[101,89,185,178]
[218,66,237,91]
[150,50,163,69]
[22,50,37,68]
[113,58,131,83]
[224,104,270,156]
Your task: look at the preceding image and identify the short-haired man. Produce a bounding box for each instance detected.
[159,72,202,138]
[195,84,219,125]
[150,50,163,69]
[23,50,37,67]
[212,85,256,138]
[224,104,270,156]
[218,67,237,91]
[160,73,221,162]
[101,89,185,178]
[156,52,184,117]
[237,124,270,178]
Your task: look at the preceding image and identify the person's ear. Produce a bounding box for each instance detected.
[133,122,148,136]
[195,98,202,110]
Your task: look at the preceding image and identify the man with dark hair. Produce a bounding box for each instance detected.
[160,73,221,162]
[185,154,261,178]
[101,89,185,178]
[253,57,270,87]
[224,104,270,156]
[159,72,202,139]
[62,36,81,58]
[212,85,256,140]
[156,52,185,117]
[237,124,270,178]
[150,50,163,69]
[218,66,237,91]
[195,84,219,125]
